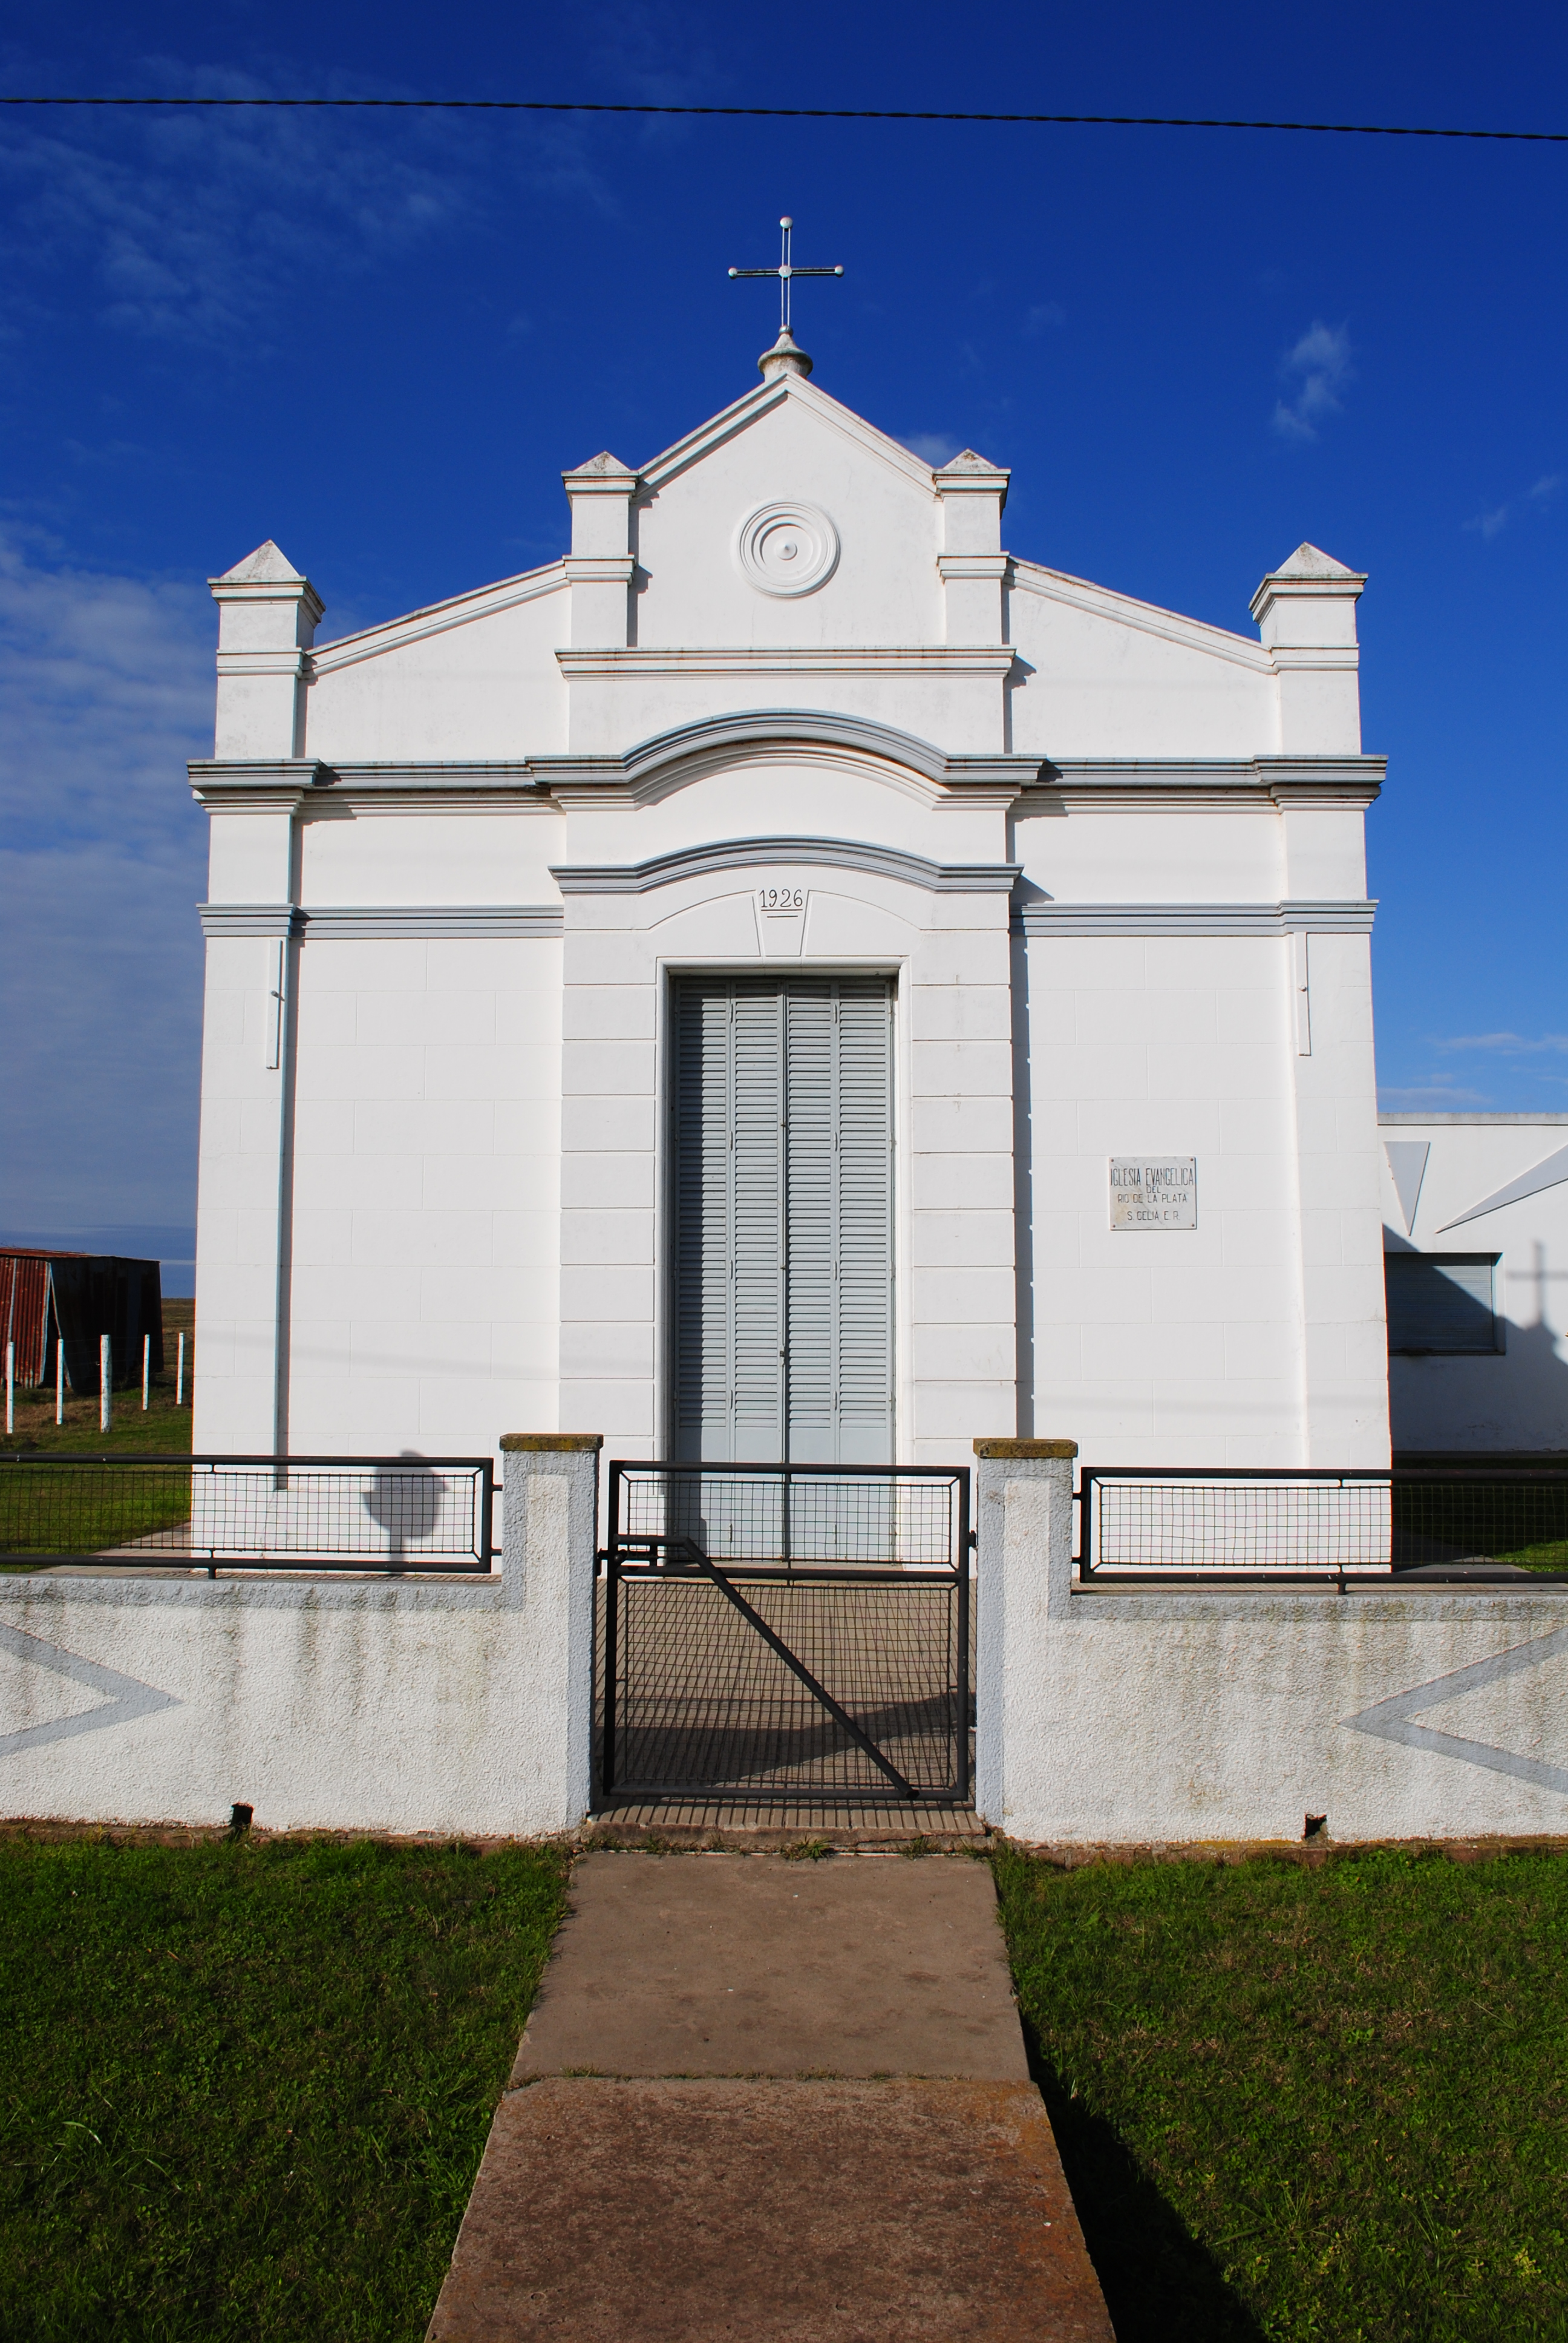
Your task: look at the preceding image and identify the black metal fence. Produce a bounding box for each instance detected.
[1076,1466,1568,1584]
[599,1461,972,1804]
[0,1455,496,1575]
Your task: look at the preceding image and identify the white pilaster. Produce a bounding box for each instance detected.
[1282,923,1391,1465]
[192,801,302,1457]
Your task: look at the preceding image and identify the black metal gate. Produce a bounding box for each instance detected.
[596,1461,972,1804]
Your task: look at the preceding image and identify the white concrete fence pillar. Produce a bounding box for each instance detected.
[498,1433,603,1832]
[973,1437,1078,1833]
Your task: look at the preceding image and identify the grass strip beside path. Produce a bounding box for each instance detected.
[0,1835,567,2342]
[995,1843,1568,2342]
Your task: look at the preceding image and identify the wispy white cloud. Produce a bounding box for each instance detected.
[1434,1032,1568,1054]
[1465,471,1562,540]
[0,529,214,1224]
[1377,1083,1494,1110]
[0,64,612,352]
[898,431,962,467]
[1024,301,1066,335]
[592,1,728,119]
[1272,320,1353,443]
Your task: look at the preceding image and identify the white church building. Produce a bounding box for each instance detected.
[190,312,1393,1474]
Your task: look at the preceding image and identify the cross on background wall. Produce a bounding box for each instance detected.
[729,216,844,336]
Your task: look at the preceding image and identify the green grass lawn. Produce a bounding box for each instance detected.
[2,1389,196,1564]
[995,1843,1568,2343]
[0,1463,194,1560]
[0,1834,567,2342]
[1506,1539,1568,1573]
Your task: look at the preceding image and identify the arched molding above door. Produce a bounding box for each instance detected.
[549,834,1021,897]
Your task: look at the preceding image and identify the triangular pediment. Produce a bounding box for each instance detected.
[632,373,941,496]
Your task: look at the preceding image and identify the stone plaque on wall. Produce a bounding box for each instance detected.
[1109,1158,1197,1230]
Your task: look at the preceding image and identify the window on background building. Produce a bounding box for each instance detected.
[1385,1254,1503,1355]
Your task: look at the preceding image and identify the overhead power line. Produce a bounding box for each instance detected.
[0,95,1563,143]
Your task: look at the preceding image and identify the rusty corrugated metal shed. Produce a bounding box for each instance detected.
[0,1251,160,1391]
[1,1250,81,1386]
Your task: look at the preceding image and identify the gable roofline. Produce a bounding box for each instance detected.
[310,559,566,673]
[1010,557,1273,673]
[635,373,939,497]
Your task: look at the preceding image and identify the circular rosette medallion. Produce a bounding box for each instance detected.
[733,501,840,597]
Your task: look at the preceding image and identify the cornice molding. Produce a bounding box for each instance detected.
[529,709,1041,793]
[197,903,304,939]
[198,903,563,940]
[303,906,563,939]
[1251,566,1367,624]
[215,647,310,679]
[190,747,1383,819]
[316,762,547,791]
[210,572,324,626]
[1259,756,1385,805]
[1018,755,1385,812]
[188,759,329,809]
[936,555,1010,581]
[1013,898,1377,937]
[550,836,1022,897]
[562,556,636,585]
[555,646,1016,678]
[190,759,555,811]
[1269,646,1360,672]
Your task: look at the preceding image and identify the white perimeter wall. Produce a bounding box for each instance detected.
[0,1445,598,1839]
[977,1451,1568,1844]
[8,1444,1567,1846]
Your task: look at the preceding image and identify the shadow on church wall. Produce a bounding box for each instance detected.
[1391,1310,1568,1458]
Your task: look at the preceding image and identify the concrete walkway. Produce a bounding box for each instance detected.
[427,1853,1112,2341]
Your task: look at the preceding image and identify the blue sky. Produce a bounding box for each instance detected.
[2,1,1564,1291]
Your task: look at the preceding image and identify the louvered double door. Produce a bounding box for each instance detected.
[671,975,895,1464]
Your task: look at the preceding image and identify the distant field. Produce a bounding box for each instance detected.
[5,1303,194,1463]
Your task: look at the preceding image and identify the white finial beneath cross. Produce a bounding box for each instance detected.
[728,215,844,379]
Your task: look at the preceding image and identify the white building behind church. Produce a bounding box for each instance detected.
[190,324,1392,1473]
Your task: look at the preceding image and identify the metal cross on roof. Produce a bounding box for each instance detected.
[728,215,843,336]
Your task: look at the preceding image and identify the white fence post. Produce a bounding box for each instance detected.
[498,1433,602,1830]
[142,1332,151,1411]
[177,1331,185,1407]
[4,1340,11,1437]
[55,1337,64,1426]
[973,1437,1078,1832]
[100,1334,112,1433]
